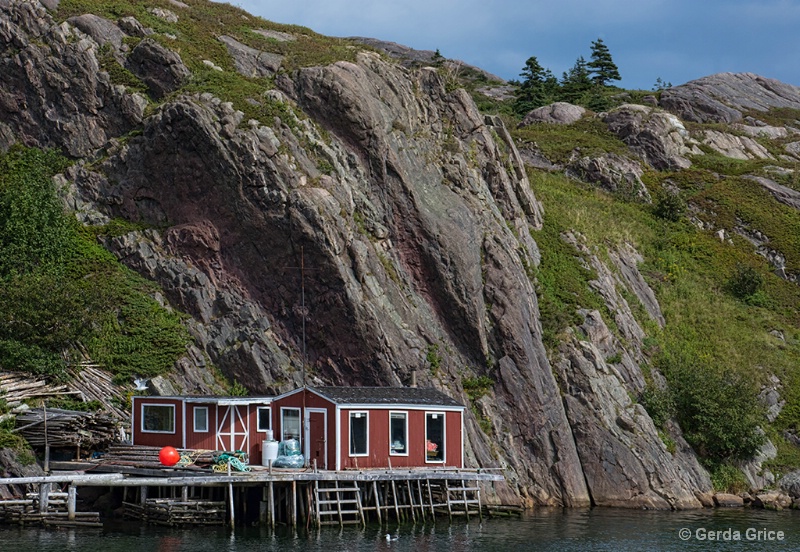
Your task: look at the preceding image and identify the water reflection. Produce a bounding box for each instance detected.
[1,507,799,551]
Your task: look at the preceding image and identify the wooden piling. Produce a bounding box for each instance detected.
[227,482,235,527]
[291,480,297,529]
[390,480,400,521]
[372,481,382,524]
[269,481,275,528]
[38,483,50,514]
[416,480,426,522]
[67,485,76,521]
[406,480,416,523]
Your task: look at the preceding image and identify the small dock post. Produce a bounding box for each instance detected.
[416,480,426,522]
[291,480,297,529]
[390,480,400,521]
[462,480,469,521]
[406,480,417,523]
[372,481,382,524]
[269,481,275,528]
[38,482,50,514]
[228,482,235,528]
[67,485,77,521]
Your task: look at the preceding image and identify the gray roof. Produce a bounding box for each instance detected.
[310,386,463,408]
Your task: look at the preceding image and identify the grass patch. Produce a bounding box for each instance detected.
[526,171,628,349]
[514,116,629,165]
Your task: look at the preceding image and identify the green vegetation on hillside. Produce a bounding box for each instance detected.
[520,111,800,478]
[55,0,367,126]
[0,147,190,382]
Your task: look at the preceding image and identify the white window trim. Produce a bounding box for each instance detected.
[388,410,409,457]
[281,407,301,443]
[424,411,446,464]
[257,406,272,432]
[348,410,369,457]
[141,403,176,434]
[193,406,209,433]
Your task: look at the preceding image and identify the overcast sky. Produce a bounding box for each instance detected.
[228,0,800,90]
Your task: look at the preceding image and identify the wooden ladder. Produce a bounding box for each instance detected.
[444,479,482,521]
[313,481,365,527]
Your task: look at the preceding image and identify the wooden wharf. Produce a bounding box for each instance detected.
[0,447,508,529]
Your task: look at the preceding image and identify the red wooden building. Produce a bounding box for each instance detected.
[130,395,274,465]
[270,387,465,471]
[130,387,465,469]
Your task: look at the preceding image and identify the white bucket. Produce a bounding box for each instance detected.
[262,440,279,466]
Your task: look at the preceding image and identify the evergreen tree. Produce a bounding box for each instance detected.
[587,38,621,86]
[514,56,558,115]
[560,56,592,103]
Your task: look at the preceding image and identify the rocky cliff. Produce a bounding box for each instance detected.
[2,0,800,509]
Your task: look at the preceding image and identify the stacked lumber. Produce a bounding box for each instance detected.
[123,498,226,526]
[0,491,101,528]
[0,373,80,404]
[67,366,129,420]
[99,445,217,470]
[14,408,121,449]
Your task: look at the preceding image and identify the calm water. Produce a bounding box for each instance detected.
[2,508,799,551]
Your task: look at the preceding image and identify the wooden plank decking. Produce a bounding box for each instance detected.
[0,445,509,528]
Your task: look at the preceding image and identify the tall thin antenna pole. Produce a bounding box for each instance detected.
[300,247,308,467]
[301,246,306,388]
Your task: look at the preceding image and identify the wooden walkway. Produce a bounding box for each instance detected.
[0,466,505,528]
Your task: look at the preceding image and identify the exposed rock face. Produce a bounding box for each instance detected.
[604,104,701,170]
[609,244,665,327]
[126,38,190,99]
[779,470,800,498]
[349,37,506,84]
[738,436,777,491]
[702,130,773,160]
[519,102,586,127]
[0,0,146,156]
[67,14,125,50]
[106,228,296,394]
[714,493,744,507]
[734,123,790,140]
[219,35,283,77]
[556,325,709,509]
[554,234,712,507]
[660,72,800,123]
[566,153,650,202]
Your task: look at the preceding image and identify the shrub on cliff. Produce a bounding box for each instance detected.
[0,147,189,381]
[657,345,765,461]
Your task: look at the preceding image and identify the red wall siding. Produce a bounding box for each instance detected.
[271,390,337,469]
[132,397,184,448]
[245,403,273,464]
[185,403,218,451]
[339,408,463,469]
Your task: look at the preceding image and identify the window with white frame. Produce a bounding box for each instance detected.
[425,412,445,462]
[193,406,208,432]
[142,404,175,433]
[281,408,301,442]
[389,411,408,455]
[349,411,368,456]
[257,407,272,432]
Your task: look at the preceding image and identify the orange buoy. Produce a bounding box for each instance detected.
[159,446,180,466]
